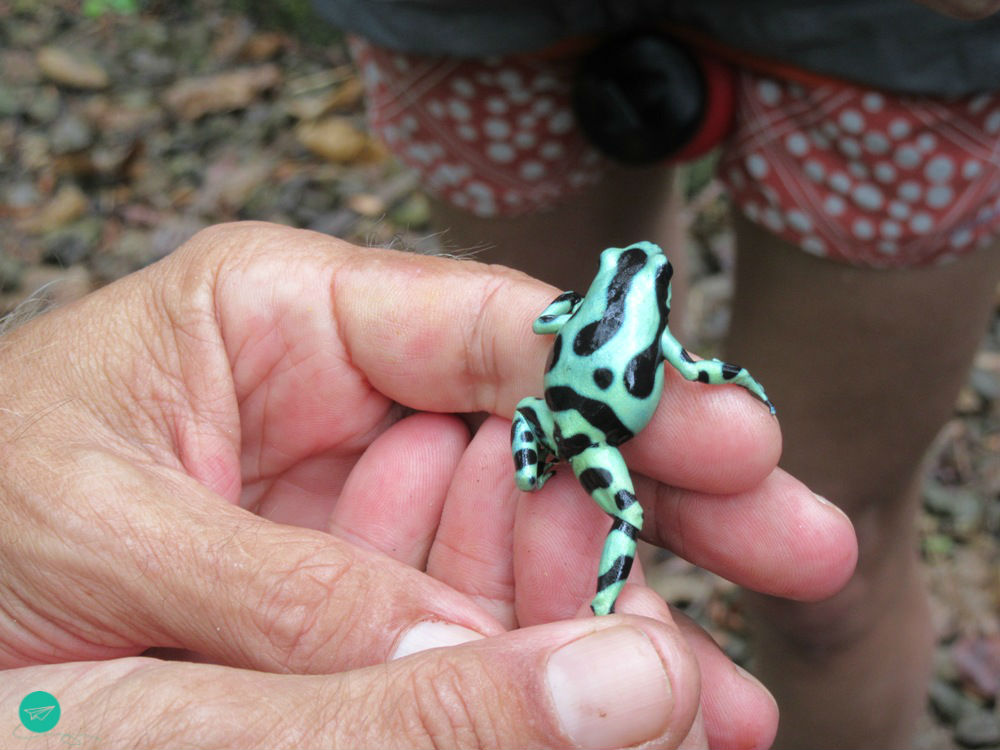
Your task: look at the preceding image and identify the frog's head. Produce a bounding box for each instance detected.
[595,241,673,306]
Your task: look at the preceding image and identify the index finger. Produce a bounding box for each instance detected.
[312,228,779,491]
[197,222,781,493]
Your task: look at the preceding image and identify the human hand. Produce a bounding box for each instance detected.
[911,0,1000,18]
[0,222,855,747]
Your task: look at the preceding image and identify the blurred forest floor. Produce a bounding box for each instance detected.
[1,2,997,747]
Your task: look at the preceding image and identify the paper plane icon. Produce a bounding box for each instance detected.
[24,706,55,722]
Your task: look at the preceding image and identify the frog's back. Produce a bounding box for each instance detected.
[543,242,674,443]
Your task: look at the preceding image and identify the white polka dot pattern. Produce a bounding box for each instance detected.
[720,72,1000,267]
[350,38,607,218]
[352,36,1000,266]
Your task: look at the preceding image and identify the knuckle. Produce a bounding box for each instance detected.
[463,275,511,411]
[311,655,521,749]
[248,541,356,670]
[402,656,507,749]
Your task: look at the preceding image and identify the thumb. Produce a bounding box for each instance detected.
[385,616,702,749]
[1,617,701,749]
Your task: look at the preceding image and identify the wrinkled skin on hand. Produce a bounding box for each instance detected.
[0,222,856,748]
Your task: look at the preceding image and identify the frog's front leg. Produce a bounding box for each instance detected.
[660,326,776,415]
[512,397,558,491]
[570,444,643,615]
[532,291,583,334]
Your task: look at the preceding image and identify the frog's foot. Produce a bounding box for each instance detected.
[512,398,557,491]
[570,445,644,615]
[660,329,776,415]
[532,290,583,334]
[590,509,642,615]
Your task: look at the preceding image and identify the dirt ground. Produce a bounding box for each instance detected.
[1,2,997,747]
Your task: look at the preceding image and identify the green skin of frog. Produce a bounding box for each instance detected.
[511,241,775,616]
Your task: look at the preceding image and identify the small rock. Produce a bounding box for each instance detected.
[390,192,431,228]
[955,710,1000,749]
[646,569,715,606]
[167,151,204,181]
[19,132,51,171]
[193,155,274,214]
[163,64,281,120]
[970,351,1000,400]
[273,174,310,215]
[242,32,287,61]
[923,481,984,532]
[91,229,151,281]
[285,74,366,120]
[0,50,42,86]
[130,164,172,207]
[239,101,285,142]
[92,140,141,177]
[286,92,335,121]
[42,218,103,266]
[974,349,1000,375]
[705,226,736,270]
[686,274,734,346]
[913,710,960,750]
[126,49,175,84]
[719,633,750,666]
[934,645,962,683]
[929,679,977,723]
[82,94,161,136]
[986,499,1000,535]
[4,180,41,209]
[295,116,370,163]
[347,192,386,217]
[970,369,1000,401]
[210,16,255,62]
[149,216,207,261]
[17,184,89,235]
[327,76,365,111]
[307,210,356,237]
[0,256,25,293]
[955,385,984,414]
[922,532,955,559]
[0,84,24,117]
[200,112,243,143]
[6,17,54,49]
[124,17,169,50]
[50,112,95,155]
[0,120,14,157]
[953,635,1000,700]
[26,84,61,124]
[119,204,165,228]
[37,46,110,90]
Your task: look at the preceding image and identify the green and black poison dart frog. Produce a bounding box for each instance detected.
[511,241,775,616]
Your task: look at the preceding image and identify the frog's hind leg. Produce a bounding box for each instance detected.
[660,327,776,415]
[512,398,558,491]
[571,445,643,615]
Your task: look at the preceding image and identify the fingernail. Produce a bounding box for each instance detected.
[391,621,485,660]
[734,663,765,689]
[546,626,672,748]
[812,492,835,507]
[734,664,779,710]
[812,492,850,518]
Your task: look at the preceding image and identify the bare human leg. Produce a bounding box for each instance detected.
[725,212,1000,749]
[429,163,683,300]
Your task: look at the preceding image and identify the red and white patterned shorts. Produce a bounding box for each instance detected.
[351,38,1000,268]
